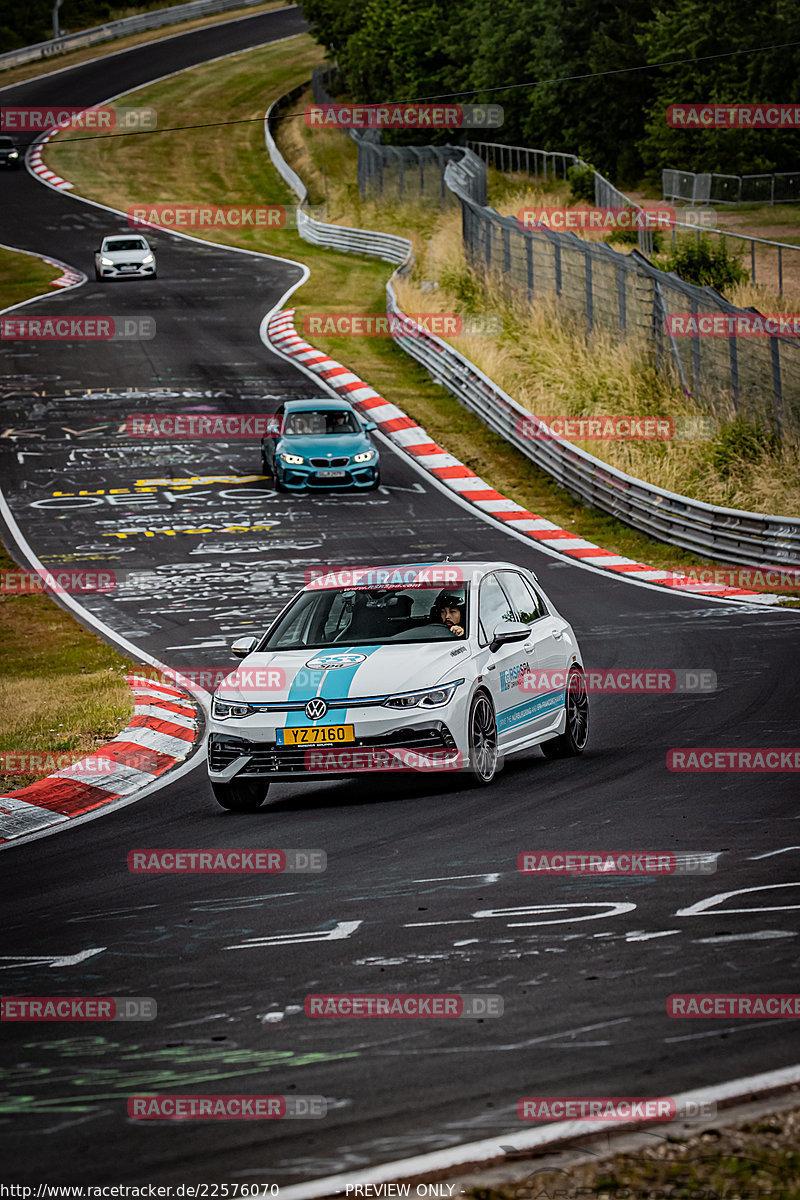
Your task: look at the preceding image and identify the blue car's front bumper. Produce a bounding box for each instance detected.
[278,461,379,489]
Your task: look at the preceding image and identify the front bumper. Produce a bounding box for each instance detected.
[97,263,155,278]
[208,722,462,781]
[277,462,379,489]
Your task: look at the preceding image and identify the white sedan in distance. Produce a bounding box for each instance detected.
[94,234,157,280]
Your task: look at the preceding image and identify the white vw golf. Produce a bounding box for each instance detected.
[207,561,588,810]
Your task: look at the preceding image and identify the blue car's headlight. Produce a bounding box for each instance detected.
[383,679,464,709]
[280,453,305,465]
[212,697,253,719]
[353,450,375,463]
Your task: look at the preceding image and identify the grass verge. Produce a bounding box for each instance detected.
[0,245,64,310]
[0,544,136,793]
[42,36,799,598]
[467,1105,800,1200]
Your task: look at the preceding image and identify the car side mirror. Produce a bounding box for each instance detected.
[363,421,377,431]
[231,635,258,659]
[489,620,529,654]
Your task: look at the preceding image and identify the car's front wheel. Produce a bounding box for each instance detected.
[467,690,499,785]
[540,666,589,758]
[211,780,270,811]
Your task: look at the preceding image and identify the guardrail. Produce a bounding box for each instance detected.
[265,92,412,266]
[263,83,800,567]
[0,0,274,71]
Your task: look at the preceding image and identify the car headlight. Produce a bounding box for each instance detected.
[142,253,155,264]
[280,453,305,465]
[99,257,114,266]
[212,697,253,719]
[383,679,464,709]
[8,151,19,159]
[353,450,375,463]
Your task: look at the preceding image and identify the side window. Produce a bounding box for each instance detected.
[478,574,514,645]
[497,571,546,625]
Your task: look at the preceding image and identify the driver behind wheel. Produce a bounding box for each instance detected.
[432,590,466,638]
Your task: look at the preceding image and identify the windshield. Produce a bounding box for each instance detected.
[262,583,471,649]
[104,238,147,252]
[284,410,360,436]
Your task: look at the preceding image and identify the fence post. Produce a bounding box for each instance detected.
[617,263,626,336]
[553,239,562,296]
[728,330,739,412]
[690,297,701,393]
[751,240,756,285]
[585,250,594,335]
[526,235,534,300]
[779,245,783,297]
[770,338,783,437]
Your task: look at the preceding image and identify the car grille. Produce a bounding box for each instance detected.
[309,457,349,468]
[209,725,455,774]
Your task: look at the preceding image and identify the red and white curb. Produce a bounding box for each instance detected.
[0,675,200,844]
[27,128,74,191]
[267,309,776,604]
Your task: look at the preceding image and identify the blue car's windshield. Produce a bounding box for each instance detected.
[284,411,360,436]
[262,584,471,649]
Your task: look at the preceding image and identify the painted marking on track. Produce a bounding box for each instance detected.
[748,846,800,860]
[412,873,500,884]
[692,930,797,943]
[626,929,680,942]
[676,882,800,917]
[474,902,637,926]
[225,920,362,950]
[0,948,105,969]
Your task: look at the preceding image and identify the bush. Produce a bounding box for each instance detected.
[605,226,664,254]
[708,416,780,477]
[660,235,748,292]
[567,163,596,204]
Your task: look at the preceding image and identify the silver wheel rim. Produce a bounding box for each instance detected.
[567,671,589,748]
[471,695,498,781]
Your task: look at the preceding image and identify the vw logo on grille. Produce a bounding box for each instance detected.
[305,698,328,720]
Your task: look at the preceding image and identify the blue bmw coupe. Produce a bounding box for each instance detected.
[261,397,380,491]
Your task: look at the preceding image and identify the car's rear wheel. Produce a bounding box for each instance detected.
[540,666,589,758]
[467,690,499,785]
[212,780,270,811]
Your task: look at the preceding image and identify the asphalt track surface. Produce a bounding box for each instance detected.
[1,9,799,1187]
